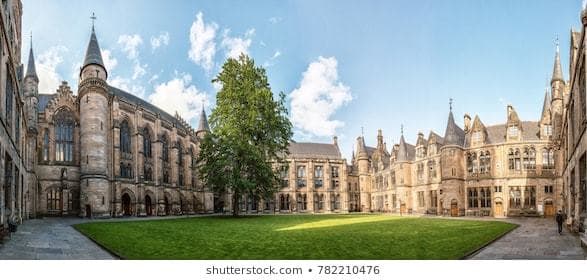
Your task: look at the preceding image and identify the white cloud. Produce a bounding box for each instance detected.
[110,76,146,98]
[148,74,159,84]
[132,63,147,80]
[269,17,282,24]
[221,28,255,59]
[149,73,209,121]
[37,46,68,93]
[263,50,282,68]
[188,12,218,72]
[290,56,352,137]
[150,32,170,51]
[118,34,143,60]
[101,49,118,71]
[271,50,281,59]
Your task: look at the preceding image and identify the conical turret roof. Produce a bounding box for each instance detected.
[25,45,38,82]
[83,27,106,71]
[551,44,564,84]
[396,135,409,161]
[443,111,465,146]
[197,107,210,132]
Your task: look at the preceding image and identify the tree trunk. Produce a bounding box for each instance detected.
[232,190,240,217]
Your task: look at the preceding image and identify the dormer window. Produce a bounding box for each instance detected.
[543,125,552,137]
[472,131,482,144]
[508,125,519,137]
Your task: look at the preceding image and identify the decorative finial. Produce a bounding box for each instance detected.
[449,98,453,112]
[361,126,364,137]
[555,34,559,53]
[90,12,97,29]
[400,124,404,135]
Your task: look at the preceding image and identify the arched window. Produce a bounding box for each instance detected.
[523,147,536,170]
[143,127,152,158]
[178,142,184,187]
[427,160,436,179]
[467,152,477,175]
[54,109,74,162]
[543,148,554,169]
[479,151,491,174]
[42,129,49,161]
[514,149,521,170]
[508,149,515,170]
[120,120,131,154]
[161,134,169,162]
[144,167,152,181]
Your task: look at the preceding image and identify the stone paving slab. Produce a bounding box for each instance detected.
[0,218,115,260]
[470,217,587,260]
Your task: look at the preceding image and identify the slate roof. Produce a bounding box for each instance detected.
[83,27,105,71]
[464,121,540,147]
[443,111,465,146]
[288,142,341,159]
[25,46,38,81]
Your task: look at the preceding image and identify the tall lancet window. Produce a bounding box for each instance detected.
[119,120,133,178]
[54,109,74,162]
[42,129,49,161]
[143,127,152,158]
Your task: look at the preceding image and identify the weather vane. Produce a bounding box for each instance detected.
[449,98,453,112]
[91,12,97,28]
[400,124,404,135]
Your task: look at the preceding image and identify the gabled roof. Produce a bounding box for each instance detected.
[288,142,341,160]
[464,121,540,147]
[427,131,444,145]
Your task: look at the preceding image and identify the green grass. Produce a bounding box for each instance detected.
[74,215,516,260]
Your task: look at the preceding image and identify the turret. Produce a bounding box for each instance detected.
[551,39,565,138]
[195,106,210,138]
[78,20,111,218]
[24,41,39,133]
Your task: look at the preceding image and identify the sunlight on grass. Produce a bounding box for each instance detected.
[276,215,401,231]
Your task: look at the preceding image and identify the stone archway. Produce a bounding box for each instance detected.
[122,193,132,216]
[145,194,153,216]
[164,194,171,215]
[451,199,458,217]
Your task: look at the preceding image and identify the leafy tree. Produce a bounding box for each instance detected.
[198,54,292,216]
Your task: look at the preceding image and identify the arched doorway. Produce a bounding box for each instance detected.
[85,205,92,218]
[494,199,504,217]
[145,195,153,216]
[164,196,171,215]
[122,193,132,216]
[451,199,458,217]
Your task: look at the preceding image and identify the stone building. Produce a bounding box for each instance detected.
[559,9,587,245]
[0,0,36,231]
[33,24,215,218]
[353,94,560,218]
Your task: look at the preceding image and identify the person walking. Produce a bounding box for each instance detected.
[555,210,564,235]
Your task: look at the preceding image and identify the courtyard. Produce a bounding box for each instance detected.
[73,214,515,260]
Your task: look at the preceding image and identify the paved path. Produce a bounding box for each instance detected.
[470,217,587,260]
[0,218,115,260]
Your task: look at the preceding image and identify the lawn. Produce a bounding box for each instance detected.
[74,215,516,260]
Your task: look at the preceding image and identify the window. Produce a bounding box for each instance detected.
[472,131,482,143]
[314,165,323,188]
[5,68,13,127]
[279,165,289,188]
[523,147,536,170]
[163,168,170,184]
[390,171,396,185]
[143,127,152,158]
[120,120,131,154]
[479,151,491,174]
[524,186,536,208]
[161,134,169,162]
[331,166,339,178]
[334,194,341,210]
[468,188,478,208]
[47,189,61,212]
[428,160,436,179]
[543,148,554,169]
[494,186,502,193]
[508,125,518,137]
[54,109,74,162]
[480,187,491,208]
[430,190,438,208]
[467,152,477,175]
[144,166,153,181]
[417,163,424,181]
[42,129,49,161]
[314,193,325,210]
[544,185,553,194]
[297,194,307,211]
[417,191,425,207]
[296,165,306,188]
[543,125,552,137]
[178,142,184,187]
[509,186,521,209]
[120,162,132,178]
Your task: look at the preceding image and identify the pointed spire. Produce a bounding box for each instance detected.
[396,134,409,161]
[551,35,564,84]
[82,13,106,72]
[541,88,552,121]
[356,136,368,159]
[197,106,210,133]
[25,36,38,82]
[443,101,465,146]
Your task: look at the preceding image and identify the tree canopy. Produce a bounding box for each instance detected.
[197,54,292,216]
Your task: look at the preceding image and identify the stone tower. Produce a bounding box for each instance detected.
[440,103,465,216]
[550,41,565,138]
[24,41,39,217]
[356,136,370,212]
[78,24,110,218]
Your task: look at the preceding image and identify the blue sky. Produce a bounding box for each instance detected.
[22,0,584,159]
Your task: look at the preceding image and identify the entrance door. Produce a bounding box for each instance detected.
[544,201,555,217]
[164,196,171,215]
[145,195,153,216]
[495,201,503,217]
[122,193,131,216]
[85,205,91,218]
[450,200,458,217]
[400,203,406,215]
